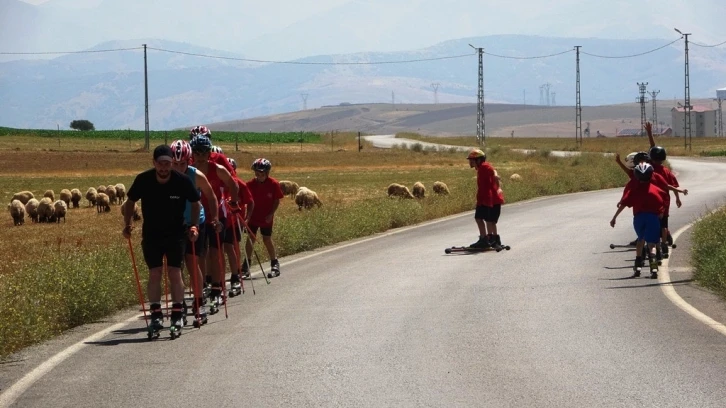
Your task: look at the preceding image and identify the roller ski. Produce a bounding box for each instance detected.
[207,286,224,315]
[632,257,642,278]
[147,305,164,340]
[168,303,185,340]
[267,260,281,279]
[187,300,208,328]
[649,259,659,280]
[229,274,243,297]
[445,235,510,254]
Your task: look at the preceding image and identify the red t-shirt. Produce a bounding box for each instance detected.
[233,177,254,219]
[246,176,284,227]
[196,162,230,224]
[620,182,665,216]
[476,162,504,206]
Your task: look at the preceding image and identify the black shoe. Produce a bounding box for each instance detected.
[271,260,280,277]
[230,274,241,284]
[469,238,491,249]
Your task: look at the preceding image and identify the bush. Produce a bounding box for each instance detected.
[70,120,95,131]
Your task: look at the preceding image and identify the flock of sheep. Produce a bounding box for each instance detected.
[386,181,450,199]
[6,184,139,226]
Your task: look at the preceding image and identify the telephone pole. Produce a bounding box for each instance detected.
[649,90,660,133]
[636,82,649,136]
[544,83,551,106]
[575,45,582,146]
[143,43,149,151]
[675,28,692,150]
[470,44,485,145]
[300,93,309,110]
[431,83,440,104]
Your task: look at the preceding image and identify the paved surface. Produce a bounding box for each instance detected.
[2,158,726,407]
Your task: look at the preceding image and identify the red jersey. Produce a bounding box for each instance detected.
[476,162,503,206]
[233,178,254,219]
[620,182,665,216]
[246,176,284,227]
[210,152,236,177]
[197,162,230,224]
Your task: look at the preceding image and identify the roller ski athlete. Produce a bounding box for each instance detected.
[169,303,185,340]
[147,304,164,340]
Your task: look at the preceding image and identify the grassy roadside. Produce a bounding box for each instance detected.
[691,207,726,299]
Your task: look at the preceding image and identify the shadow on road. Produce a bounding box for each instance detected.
[605,279,693,289]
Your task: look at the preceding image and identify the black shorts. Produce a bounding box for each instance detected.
[184,223,206,256]
[246,224,273,237]
[475,205,501,223]
[660,215,669,229]
[223,224,240,244]
[142,236,185,269]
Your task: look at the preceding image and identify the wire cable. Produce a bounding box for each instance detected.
[691,39,726,48]
[580,38,682,58]
[0,47,143,55]
[482,49,574,59]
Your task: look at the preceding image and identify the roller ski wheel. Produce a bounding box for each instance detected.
[208,303,219,315]
[169,323,183,340]
[147,318,163,340]
[192,314,208,328]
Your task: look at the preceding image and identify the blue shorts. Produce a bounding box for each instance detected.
[633,212,661,244]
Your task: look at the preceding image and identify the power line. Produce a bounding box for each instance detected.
[0,47,143,55]
[483,49,573,59]
[580,38,682,58]
[691,39,726,48]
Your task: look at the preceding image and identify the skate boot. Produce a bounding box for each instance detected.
[469,236,491,250]
[268,259,281,278]
[169,303,184,340]
[191,298,208,328]
[147,304,164,340]
[655,247,663,264]
[491,234,503,251]
[661,242,669,259]
[229,274,243,297]
[632,257,642,278]
[241,260,251,279]
[204,275,213,291]
[208,286,222,315]
[649,259,659,280]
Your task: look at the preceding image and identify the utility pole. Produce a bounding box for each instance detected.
[469,44,485,145]
[391,91,395,106]
[649,90,660,134]
[143,43,150,151]
[575,45,582,146]
[300,93,309,110]
[551,92,556,107]
[636,82,649,136]
[539,85,545,106]
[523,89,526,105]
[544,83,551,106]
[431,83,440,104]
[675,28,692,150]
[715,97,724,137]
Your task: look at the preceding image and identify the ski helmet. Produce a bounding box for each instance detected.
[649,146,666,162]
[467,149,486,160]
[170,139,192,162]
[189,125,211,140]
[633,162,654,182]
[251,158,272,172]
[189,135,212,153]
[227,157,237,170]
[633,151,650,164]
[624,152,638,169]
[211,145,224,154]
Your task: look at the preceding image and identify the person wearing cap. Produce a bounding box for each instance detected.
[122,145,202,333]
[467,148,505,249]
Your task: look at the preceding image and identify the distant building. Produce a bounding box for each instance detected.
[615,127,672,137]
[671,105,718,137]
[616,129,644,137]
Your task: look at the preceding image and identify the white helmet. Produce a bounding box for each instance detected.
[624,152,638,169]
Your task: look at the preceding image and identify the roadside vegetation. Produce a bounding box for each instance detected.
[691,207,726,299]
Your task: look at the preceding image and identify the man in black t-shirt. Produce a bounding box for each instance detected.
[122,145,201,335]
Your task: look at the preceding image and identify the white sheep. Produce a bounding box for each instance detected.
[43,189,55,202]
[105,185,117,204]
[97,185,107,196]
[115,183,126,203]
[11,191,34,205]
[70,188,82,208]
[53,200,67,223]
[25,198,40,223]
[412,182,426,199]
[37,197,54,223]
[279,180,300,198]
[8,199,25,226]
[295,187,323,210]
[96,193,111,213]
[387,183,414,199]
[510,173,522,181]
[432,181,450,195]
[86,187,98,207]
[120,199,141,221]
[59,189,72,207]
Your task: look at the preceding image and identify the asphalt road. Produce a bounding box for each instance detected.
[2,157,726,407]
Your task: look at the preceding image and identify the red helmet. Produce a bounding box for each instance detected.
[251,158,272,172]
[170,139,192,162]
[189,125,212,140]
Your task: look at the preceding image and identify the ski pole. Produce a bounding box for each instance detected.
[253,248,270,285]
[234,213,269,285]
[126,237,148,328]
[234,214,255,295]
[215,228,229,319]
[190,230,201,329]
[164,255,170,321]
[229,216,245,294]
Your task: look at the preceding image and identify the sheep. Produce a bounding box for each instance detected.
[412,182,426,199]
[279,180,300,198]
[120,199,141,221]
[59,189,72,207]
[115,183,126,203]
[11,191,34,205]
[8,199,25,226]
[432,181,450,195]
[510,173,522,182]
[105,185,117,204]
[86,187,98,207]
[387,183,415,199]
[53,200,67,223]
[70,188,82,208]
[96,193,111,213]
[37,197,54,223]
[25,198,39,223]
[43,189,55,201]
[97,185,106,196]
[294,187,323,210]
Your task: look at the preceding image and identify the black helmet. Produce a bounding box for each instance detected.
[251,158,272,172]
[633,151,650,164]
[649,146,666,162]
[189,135,212,153]
[633,162,654,182]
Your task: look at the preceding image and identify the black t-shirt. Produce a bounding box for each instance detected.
[127,168,200,239]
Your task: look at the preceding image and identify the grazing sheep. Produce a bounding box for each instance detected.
[510,173,522,181]
[59,189,72,207]
[387,183,415,199]
[412,182,426,199]
[53,200,67,223]
[25,198,39,223]
[8,199,25,226]
[86,187,98,207]
[96,193,111,213]
[120,199,141,221]
[432,181,450,195]
[279,180,300,198]
[115,183,126,203]
[70,188,82,208]
[105,185,117,204]
[11,191,34,205]
[37,197,54,223]
[43,189,55,201]
[97,185,106,196]
[294,187,323,210]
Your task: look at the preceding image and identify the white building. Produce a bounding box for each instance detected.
[671,105,718,137]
